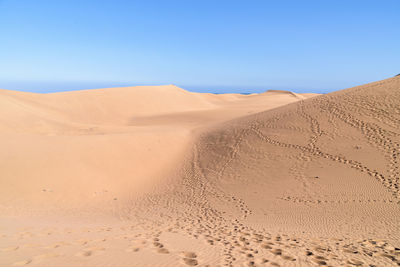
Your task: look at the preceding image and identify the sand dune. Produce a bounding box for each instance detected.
[0,78,399,266]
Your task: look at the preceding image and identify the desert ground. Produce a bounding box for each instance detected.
[0,77,399,266]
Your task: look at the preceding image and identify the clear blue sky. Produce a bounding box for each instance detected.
[0,0,399,93]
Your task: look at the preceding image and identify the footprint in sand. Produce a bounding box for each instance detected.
[125,246,140,252]
[180,251,198,266]
[77,250,93,257]
[75,238,90,246]
[13,260,32,266]
[182,258,198,266]
[152,241,169,253]
[347,258,364,266]
[43,242,66,249]
[153,241,163,248]
[271,248,282,255]
[32,253,60,262]
[343,248,358,254]
[281,255,296,261]
[22,243,40,248]
[246,253,254,258]
[305,250,313,256]
[156,248,169,254]
[13,253,60,266]
[312,258,327,265]
[180,251,197,258]
[76,247,105,257]
[1,246,19,252]
[206,239,214,245]
[261,243,272,249]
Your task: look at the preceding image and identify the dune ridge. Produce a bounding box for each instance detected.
[1,78,399,266]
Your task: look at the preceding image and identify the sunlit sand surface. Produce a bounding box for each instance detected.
[1,78,399,266]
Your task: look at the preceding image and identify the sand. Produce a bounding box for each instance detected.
[0,78,399,266]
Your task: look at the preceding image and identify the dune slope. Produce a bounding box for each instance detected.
[124,77,400,266]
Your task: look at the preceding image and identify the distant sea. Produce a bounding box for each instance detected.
[0,81,332,94]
